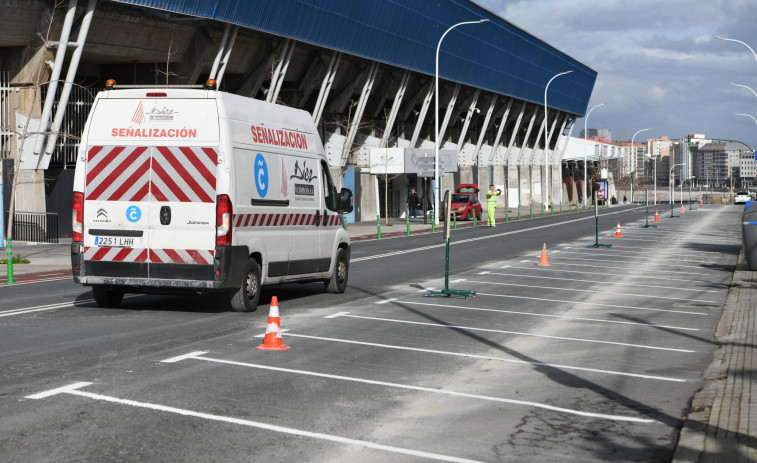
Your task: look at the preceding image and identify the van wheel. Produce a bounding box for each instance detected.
[92,286,124,308]
[325,248,349,294]
[230,259,261,312]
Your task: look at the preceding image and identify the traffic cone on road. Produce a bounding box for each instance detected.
[680,204,685,213]
[654,211,659,223]
[538,243,549,266]
[615,222,623,238]
[256,296,290,351]
[700,198,704,206]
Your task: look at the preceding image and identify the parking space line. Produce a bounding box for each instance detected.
[543,255,713,270]
[494,265,721,286]
[161,352,657,423]
[476,271,719,293]
[553,250,732,265]
[328,313,695,353]
[391,300,699,331]
[283,333,686,382]
[465,280,718,304]
[476,292,707,316]
[26,382,482,463]
[531,261,712,276]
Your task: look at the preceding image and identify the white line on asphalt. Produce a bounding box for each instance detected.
[553,250,732,265]
[543,255,713,270]
[283,333,686,382]
[26,382,483,463]
[495,265,723,286]
[391,300,699,331]
[327,313,695,353]
[325,311,350,318]
[533,261,712,276]
[475,292,708,316]
[166,352,657,423]
[465,280,718,304]
[161,351,209,363]
[376,298,398,304]
[26,382,93,399]
[478,270,719,293]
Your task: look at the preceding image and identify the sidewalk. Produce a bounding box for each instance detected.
[673,251,757,462]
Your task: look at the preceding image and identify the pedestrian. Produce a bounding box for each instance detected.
[406,188,420,219]
[486,184,501,227]
[623,194,627,203]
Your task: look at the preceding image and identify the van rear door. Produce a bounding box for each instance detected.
[81,93,220,280]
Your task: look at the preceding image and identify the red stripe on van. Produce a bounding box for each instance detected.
[87,145,104,161]
[180,146,217,190]
[135,249,148,262]
[87,147,147,200]
[250,214,259,226]
[150,181,168,202]
[186,249,209,265]
[92,247,110,261]
[152,155,191,202]
[157,147,214,202]
[86,146,126,189]
[106,157,150,201]
[265,215,273,226]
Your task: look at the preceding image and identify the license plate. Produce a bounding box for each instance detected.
[94,236,140,247]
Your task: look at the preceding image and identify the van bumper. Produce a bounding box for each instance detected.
[71,244,247,292]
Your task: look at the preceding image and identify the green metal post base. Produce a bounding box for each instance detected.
[586,216,612,248]
[5,238,14,285]
[669,204,679,218]
[640,206,657,228]
[423,238,476,299]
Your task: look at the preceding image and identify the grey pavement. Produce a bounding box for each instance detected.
[1,205,755,461]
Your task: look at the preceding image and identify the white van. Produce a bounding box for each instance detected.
[71,80,353,312]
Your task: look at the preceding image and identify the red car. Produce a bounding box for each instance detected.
[441,184,482,220]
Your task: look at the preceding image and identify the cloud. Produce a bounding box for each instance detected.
[476,0,757,147]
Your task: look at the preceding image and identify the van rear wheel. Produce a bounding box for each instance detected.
[230,258,261,312]
[92,286,124,308]
[325,248,349,294]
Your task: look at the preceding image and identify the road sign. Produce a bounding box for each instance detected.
[754,150,757,161]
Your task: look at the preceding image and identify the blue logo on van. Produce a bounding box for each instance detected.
[126,205,142,223]
[254,153,268,197]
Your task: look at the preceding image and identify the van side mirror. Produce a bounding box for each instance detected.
[339,188,354,213]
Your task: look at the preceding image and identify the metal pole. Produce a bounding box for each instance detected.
[434,19,488,227]
[543,70,573,209]
[583,103,606,208]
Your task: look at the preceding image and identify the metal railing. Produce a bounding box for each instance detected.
[5,211,59,243]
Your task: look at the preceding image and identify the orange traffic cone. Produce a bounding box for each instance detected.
[257,296,290,351]
[538,243,549,266]
[615,222,623,238]
[654,211,659,223]
[680,204,685,213]
[700,198,703,206]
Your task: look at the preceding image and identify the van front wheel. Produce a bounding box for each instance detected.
[92,286,124,308]
[230,259,261,312]
[325,248,349,294]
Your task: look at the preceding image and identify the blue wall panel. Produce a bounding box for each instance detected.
[113,0,596,115]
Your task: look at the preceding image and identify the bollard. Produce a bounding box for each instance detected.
[505,207,509,223]
[406,213,410,236]
[377,214,381,240]
[431,210,435,232]
[472,213,476,227]
[540,203,544,217]
[560,202,563,214]
[453,210,457,230]
[517,205,521,221]
[5,238,13,285]
[551,203,554,216]
[529,203,533,219]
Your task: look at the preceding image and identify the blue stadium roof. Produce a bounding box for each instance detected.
[112,0,597,116]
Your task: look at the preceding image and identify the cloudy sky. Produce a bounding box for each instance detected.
[476,0,757,149]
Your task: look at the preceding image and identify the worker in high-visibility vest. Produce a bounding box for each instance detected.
[486,184,502,227]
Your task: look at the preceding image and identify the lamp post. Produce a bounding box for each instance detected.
[714,36,757,64]
[543,70,573,210]
[682,176,695,206]
[583,103,606,208]
[434,18,488,226]
[630,128,652,203]
[653,152,659,205]
[669,162,683,204]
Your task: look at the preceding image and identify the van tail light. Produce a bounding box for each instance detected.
[72,191,84,242]
[216,194,233,246]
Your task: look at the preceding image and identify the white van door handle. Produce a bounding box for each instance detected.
[322,209,328,226]
[314,210,321,226]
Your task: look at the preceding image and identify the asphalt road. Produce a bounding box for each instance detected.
[0,205,741,462]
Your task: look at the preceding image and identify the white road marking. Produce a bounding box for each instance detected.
[520,259,530,263]
[329,313,695,353]
[27,382,483,463]
[376,298,398,304]
[465,280,717,304]
[26,382,93,399]
[161,351,209,363]
[325,311,350,318]
[553,249,731,265]
[391,300,699,331]
[496,266,721,289]
[166,352,656,423]
[545,255,712,270]
[475,271,720,294]
[284,333,686,382]
[534,261,712,276]
[476,292,708,316]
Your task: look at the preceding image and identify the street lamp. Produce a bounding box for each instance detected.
[630,128,652,203]
[583,103,606,208]
[543,70,573,209]
[669,162,683,204]
[714,36,757,64]
[735,112,757,128]
[434,18,489,225]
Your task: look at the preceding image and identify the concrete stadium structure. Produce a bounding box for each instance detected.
[0,0,596,235]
